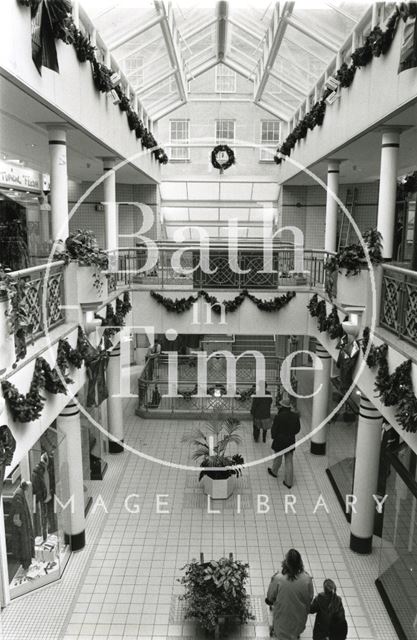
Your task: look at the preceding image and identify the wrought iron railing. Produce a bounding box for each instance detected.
[137,352,297,417]
[108,245,330,290]
[380,264,417,348]
[10,262,66,342]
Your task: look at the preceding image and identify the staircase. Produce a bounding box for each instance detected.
[232,335,276,358]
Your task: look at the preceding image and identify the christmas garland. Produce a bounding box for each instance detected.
[150,289,295,314]
[274,7,402,165]
[307,294,345,341]
[211,145,236,173]
[1,336,82,422]
[97,292,132,341]
[360,326,417,433]
[16,0,168,165]
[398,170,417,197]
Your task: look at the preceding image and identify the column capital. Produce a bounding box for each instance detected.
[315,343,332,360]
[59,397,80,418]
[358,394,382,420]
[327,158,342,173]
[99,156,119,171]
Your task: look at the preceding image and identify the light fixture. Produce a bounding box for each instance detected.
[325,91,340,105]
[325,76,340,91]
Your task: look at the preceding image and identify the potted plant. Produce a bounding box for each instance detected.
[182,417,244,499]
[325,228,382,306]
[179,554,254,636]
[55,230,109,304]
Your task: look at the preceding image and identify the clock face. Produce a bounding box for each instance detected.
[216,150,228,165]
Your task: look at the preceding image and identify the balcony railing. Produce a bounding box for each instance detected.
[380,264,417,349]
[110,245,330,290]
[10,262,66,344]
[137,352,294,418]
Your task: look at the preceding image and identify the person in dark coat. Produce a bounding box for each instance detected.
[268,392,300,488]
[310,579,348,640]
[250,381,272,443]
[10,481,35,571]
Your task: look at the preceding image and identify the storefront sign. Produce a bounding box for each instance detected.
[0,160,45,192]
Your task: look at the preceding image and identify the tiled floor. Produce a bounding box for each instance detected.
[1,396,398,640]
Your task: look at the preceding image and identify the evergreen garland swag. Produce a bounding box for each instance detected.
[150,289,296,314]
[361,326,417,433]
[274,7,402,165]
[1,337,82,423]
[16,0,168,165]
[307,294,345,341]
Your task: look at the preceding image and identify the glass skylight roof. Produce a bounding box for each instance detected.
[80,1,371,121]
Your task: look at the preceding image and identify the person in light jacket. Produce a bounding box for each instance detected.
[266,549,314,640]
[268,392,300,488]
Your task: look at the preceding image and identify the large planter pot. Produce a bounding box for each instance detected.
[0,295,16,374]
[336,267,368,307]
[202,474,234,500]
[66,262,108,307]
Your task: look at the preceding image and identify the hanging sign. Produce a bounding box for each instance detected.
[0,161,42,192]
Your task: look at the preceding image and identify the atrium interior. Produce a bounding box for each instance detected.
[0,1,417,639]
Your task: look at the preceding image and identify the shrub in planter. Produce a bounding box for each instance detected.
[182,417,244,482]
[179,555,254,634]
[55,229,109,295]
[325,228,383,278]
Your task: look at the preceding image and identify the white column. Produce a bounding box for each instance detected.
[107,342,124,453]
[350,395,383,554]
[0,501,10,606]
[324,160,340,253]
[310,342,332,455]
[377,129,400,259]
[56,398,86,551]
[102,158,118,272]
[48,127,69,244]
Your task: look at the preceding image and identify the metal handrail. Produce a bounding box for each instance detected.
[9,261,65,278]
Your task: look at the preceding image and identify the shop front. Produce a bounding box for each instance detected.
[1,426,70,601]
[0,159,50,270]
[376,442,417,640]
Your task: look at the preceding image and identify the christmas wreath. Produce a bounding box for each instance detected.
[211,145,235,174]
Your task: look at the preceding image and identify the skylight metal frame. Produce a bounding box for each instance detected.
[253,2,294,106]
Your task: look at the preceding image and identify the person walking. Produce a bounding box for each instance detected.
[310,579,348,640]
[268,392,300,488]
[266,548,314,640]
[250,381,273,443]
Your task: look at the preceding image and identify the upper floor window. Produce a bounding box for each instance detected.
[169,119,190,161]
[124,55,144,89]
[216,119,235,144]
[260,120,280,162]
[215,66,236,93]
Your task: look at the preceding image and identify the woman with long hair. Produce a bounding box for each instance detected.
[266,549,314,639]
[310,578,348,640]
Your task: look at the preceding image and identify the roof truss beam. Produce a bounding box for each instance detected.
[108,15,163,51]
[155,0,187,103]
[186,57,219,81]
[257,100,290,121]
[286,17,339,52]
[268,69,307,97]
[136,68,176,96]
[254,2,295,105]
[216,1,229,61]
[152,99,184,121]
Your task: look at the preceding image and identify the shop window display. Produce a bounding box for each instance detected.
[376,443,417,640]
[2,426,70,598]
